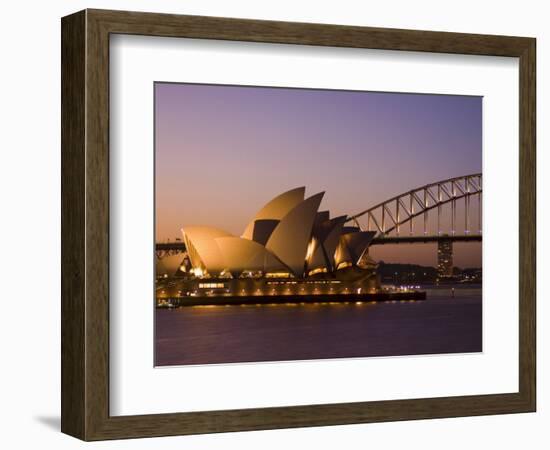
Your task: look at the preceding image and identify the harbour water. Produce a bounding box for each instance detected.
[155,285,482,366]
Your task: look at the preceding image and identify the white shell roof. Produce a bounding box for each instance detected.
[215,237,286,275]
[265,192,324,277]
[181,226,232,275]
[241,187,305,241]
[308,216,347,270]
[180,189,376,278]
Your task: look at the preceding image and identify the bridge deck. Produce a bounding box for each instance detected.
[371,235,481,245]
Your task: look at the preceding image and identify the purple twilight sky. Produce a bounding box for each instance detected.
[155,83,482,268]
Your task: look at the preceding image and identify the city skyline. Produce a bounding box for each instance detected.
[155,82,482,267]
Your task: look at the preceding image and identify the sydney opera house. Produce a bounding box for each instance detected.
[156,187,387,304]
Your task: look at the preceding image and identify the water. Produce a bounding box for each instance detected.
[155,285,482,366]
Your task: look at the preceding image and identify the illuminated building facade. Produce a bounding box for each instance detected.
[437,238,453,278]
[181,187,376,280]
[157,187,381,301]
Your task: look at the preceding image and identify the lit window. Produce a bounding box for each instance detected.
[265,272,293,278]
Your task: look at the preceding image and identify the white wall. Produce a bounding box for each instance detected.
[0,1,547,448]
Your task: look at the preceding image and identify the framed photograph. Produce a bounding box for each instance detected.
[61,9,536,440]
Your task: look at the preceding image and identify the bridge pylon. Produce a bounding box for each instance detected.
[437,237,453,278]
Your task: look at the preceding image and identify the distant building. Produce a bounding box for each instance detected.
[437,238,453,278]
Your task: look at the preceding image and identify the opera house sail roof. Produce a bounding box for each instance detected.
[180,187,376,279]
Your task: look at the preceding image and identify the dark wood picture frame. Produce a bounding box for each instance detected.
[61,9,536,441]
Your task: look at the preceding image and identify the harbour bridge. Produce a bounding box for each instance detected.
[156,173,482,274]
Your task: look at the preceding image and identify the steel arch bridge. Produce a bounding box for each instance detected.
[155,173,482,257]
[347,173,482,242]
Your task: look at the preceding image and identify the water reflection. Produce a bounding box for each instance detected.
[155,286,482,366]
